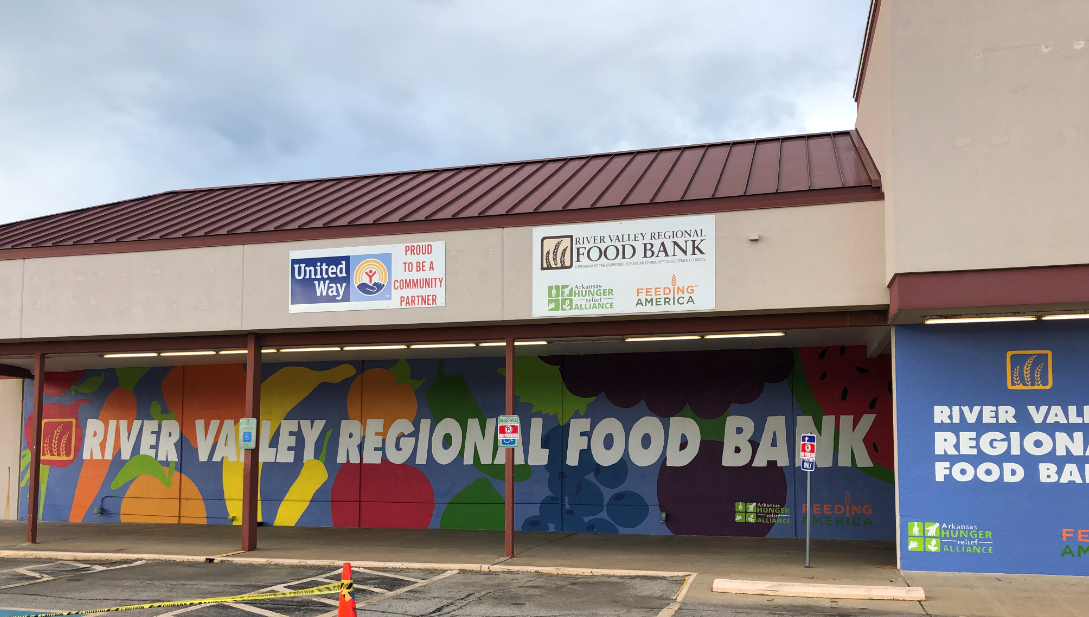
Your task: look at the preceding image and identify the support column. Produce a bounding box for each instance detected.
[504,336,515,558]
[241,333,261,552]
[25,352,45,544]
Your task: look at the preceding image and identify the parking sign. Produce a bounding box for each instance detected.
[800,433,816,472]
[498,415,521,448]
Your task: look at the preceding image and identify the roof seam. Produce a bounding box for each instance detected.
[648,149,682,203]
[531,157,589,213]
[678,146,709,201]
[590,153,639,208]
[562,155,613,211]
[619,150,660,205]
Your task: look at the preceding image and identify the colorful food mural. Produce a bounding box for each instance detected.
[19,347,894,539]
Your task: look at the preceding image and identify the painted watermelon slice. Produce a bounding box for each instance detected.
[793,346,894,480]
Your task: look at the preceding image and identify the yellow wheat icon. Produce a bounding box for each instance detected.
[1007,351,1052,390]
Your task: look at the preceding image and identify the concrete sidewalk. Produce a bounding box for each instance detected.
[1,521,1084,616]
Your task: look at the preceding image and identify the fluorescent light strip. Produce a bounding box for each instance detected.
[343,345,409,351]
[103,352,158,358]
[478,341,549,347]
[515,341,548,346]
[624,335,701,342]
[704,332,785,339]
[277,347,342,352]
[1041,314,1089,321]
[924,316,1037,325]
[160,351,217,357]
[409,343,477,349]
[218,349,248,355]
[477,342,505,347]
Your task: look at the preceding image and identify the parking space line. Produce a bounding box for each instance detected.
[226,602,289,617]
[352,567,422,583]
[655,573,696,617]
[9,569,50,580]
[155,568,344,617]
[311,569,458,616]
[0,560,146,591]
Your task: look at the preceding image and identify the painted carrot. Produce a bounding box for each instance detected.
[69,388,137,522]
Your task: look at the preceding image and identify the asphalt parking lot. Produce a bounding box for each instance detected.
[0,557,929,617]
[0,558,694,617]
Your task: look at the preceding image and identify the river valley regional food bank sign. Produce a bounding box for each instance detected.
[532,215,715,317]
[289,242,445,312]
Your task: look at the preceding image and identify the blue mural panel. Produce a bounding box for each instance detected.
[896,322,1089,575]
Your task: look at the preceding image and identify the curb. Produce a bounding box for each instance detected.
[0,550,691,579]
[712,578,926,601]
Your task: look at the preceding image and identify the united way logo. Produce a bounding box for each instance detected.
[1007,350,1052,390]
[541,236,573,270]
[354,258,388,296]
[351,253,392,301]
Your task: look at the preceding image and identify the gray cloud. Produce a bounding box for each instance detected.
[0,0,868,224]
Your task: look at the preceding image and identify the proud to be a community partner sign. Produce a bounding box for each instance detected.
[532,215,715,317]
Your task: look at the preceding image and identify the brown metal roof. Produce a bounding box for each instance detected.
[0,130,881,259]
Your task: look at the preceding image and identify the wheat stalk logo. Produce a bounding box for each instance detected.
[1023,355,1037,386]
[542,238,569,269]
[1033,361,1044,387]
[1012,364,1023,387]
[49,426,61,458]
[671,274,677,286]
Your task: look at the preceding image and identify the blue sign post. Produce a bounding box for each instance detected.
[800,433,817,567]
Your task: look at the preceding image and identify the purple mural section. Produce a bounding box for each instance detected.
[18,348,895,540]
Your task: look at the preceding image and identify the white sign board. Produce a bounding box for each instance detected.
[532,215,715,317]
[498,415,521,448]
[289,242,445,313]
[800,433,816,472]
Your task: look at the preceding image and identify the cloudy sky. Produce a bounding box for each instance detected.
[0,1,869,225]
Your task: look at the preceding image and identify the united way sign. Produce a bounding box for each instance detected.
[289,242,445,312]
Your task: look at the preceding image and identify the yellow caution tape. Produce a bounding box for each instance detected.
[12,582,345,617]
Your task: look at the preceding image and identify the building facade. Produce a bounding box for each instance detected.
[0,1,1086,576]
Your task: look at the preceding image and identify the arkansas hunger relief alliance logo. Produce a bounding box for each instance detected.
[354,258,389,296]
[907,522,943,553]
[907,521,995,554]
[734,501,790,525]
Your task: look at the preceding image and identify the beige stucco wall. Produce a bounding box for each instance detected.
[855,0,896,282]
[0,260,23,340]
[1,201,887,341]
[858,0,1089,279]
[716,201,887,312]
[0,378,23,521]
[19,246,245,339]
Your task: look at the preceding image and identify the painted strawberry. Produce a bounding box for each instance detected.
[796,346,893,473]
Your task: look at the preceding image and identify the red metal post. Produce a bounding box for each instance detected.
[241,333,261,552]
[25,353,46,544]
[504,336,515,558]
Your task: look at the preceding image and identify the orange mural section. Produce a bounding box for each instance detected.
[69,388,138,522]
[353,367,417,435]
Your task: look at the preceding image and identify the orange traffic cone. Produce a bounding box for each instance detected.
[338,562,356,616]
